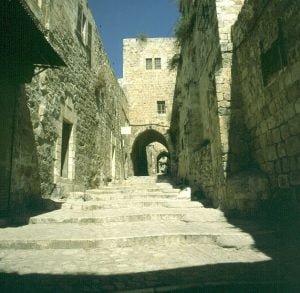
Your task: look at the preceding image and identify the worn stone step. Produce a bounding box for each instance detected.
[29,213,185,224]
[73,192,182,201]
[87,188,180,194]
[0,221,276,250]
[0,232,276,250]
[0,243,273,281]
[27,207,227,224]
[87,187,181,194]
[62,199,204,210]
[0,234,219,250]
[101,182,176,189]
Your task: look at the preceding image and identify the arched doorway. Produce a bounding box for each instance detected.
[131,129,169,176]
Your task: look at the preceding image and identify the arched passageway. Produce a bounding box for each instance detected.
[131,129,169,176]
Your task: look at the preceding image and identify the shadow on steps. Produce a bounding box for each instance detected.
[0,260,299,292]
[0,198,62,228]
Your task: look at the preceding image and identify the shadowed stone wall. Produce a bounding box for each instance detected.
[170,0,300,214]
[6,0,130,213]
[232,0,300,211]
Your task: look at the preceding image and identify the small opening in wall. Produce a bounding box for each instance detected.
[61,120,73,178]
[157,101,166,114]
[155,58,161,69]
[260,19,287,86]
[146,58,153,70]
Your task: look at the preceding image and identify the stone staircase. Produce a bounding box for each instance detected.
[0,176,284,292]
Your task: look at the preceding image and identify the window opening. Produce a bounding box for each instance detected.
[61,121,73,178]
[155,58,161,69]
[260,20,287,85]
[157,101,166,114]
[146,58,153,70]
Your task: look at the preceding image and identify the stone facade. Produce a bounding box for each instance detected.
[171,0,299,213]
[0,0,65,215]
[121,38,178,175]
[232,0,300,209]
[1,0,130,215]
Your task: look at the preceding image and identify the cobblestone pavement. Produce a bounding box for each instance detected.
[0,177,299,292]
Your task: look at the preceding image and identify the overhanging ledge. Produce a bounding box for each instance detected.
[0,0,66,82]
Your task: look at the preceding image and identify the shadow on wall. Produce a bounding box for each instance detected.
[224,52,271,216]
[0,82,61,226]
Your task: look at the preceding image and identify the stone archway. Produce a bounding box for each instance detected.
[131,129,169,176]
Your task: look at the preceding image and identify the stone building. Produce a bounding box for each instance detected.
[0,0,65,216]
[120,38,179,176]
[0,0,130,217]
[170,0,300,214]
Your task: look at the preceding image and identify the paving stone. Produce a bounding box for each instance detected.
[0,176,292,291]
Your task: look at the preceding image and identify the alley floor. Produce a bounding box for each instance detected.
[0,176,299,292]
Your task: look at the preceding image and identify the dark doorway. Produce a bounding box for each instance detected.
[131,129,169,176]
[0,80,16,214]
[60,121,72,178]
[156,151,170,174]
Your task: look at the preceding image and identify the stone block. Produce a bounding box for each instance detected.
[295,99,300,114]
[278,175,290,188]
[281,157,290,173]
[288,115,300,135]
[275,160,282,173]
[277,142,286,158]
[271,127,281,143]
[286,135,300,156]
[265,145,277,161]
[289,171,300,186]
[287,80,300,103]
[280,124,290,140]
[290,157,297,171]
[283,103,296,121]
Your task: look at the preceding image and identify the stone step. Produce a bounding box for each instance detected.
[29,213,185,224]
[0,221,276,250]
[26,206,226,224]
[62,199,204,210]
[103,182,176,189]
[0,243,276,292]
[70,192,182,201]
[87,187,181,194]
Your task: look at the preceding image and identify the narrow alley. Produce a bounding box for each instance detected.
[0,0,300,292]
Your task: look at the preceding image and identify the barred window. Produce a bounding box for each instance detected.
[157,101,166,114]
[76,4,92,67]
[155,58,161,69]
[146,58,152,70]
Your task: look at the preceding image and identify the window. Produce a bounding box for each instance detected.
[76,5,83,37]
[61,121,73,178]
[157,101,166,114]
[87,22,92,66]
[146,58,152,70]
[95,88,104,112]
[76,4,92,66]
[260,20,287,85]
[155,58,161,69]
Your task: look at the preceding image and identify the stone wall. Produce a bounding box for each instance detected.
[121,37,178,175]
[171,0,227,207]
[232,0,300,209]
[8,0,129,212]
[170,0,273,213]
